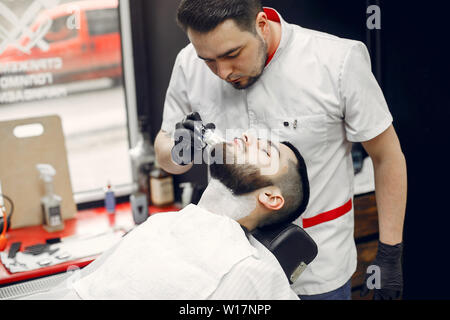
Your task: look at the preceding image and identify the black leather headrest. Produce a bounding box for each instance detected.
[251,223,318,284]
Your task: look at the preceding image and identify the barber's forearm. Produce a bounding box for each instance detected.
[372,152,407,245]
[155,130,193,175]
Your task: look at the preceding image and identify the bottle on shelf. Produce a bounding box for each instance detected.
[129,116,156,205]
[150,162,174,207]
[104,181,116,214]
[36,164,64,232]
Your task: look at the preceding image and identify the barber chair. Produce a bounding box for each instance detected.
[251,224,318,284]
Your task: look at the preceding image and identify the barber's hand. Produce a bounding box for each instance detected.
[360,241,403,300]
[171,112,215,166]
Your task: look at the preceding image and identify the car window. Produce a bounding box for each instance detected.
[44,15,78,43]
[86,8,119,35]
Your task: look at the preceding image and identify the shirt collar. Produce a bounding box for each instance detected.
[263,7,293,67]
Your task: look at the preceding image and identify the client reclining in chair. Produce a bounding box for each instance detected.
[26,132,311,300]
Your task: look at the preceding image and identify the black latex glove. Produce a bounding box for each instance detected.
[171,112,215,165]
[360,241,403,300]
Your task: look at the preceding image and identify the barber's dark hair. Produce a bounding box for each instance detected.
[258,141,310,229]
[176,0,263,33]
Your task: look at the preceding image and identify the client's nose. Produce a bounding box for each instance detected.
[242,133,255,147]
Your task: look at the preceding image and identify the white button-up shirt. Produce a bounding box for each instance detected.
[161,8,392,295]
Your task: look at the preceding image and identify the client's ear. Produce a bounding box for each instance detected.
[258,187,284,211]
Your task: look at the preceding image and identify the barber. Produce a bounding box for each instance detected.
[154,0,406,300]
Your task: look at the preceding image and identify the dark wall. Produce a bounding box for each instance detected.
[129,0,189,138]
[262,0,367,42]
[128,0,449,298]
[129,0,208,197]
[379,1,449,299]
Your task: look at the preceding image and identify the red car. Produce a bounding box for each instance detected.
[0,0,122,84]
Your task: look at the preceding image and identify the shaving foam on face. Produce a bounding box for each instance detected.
[198,178,256,221]
[203,129,225,147]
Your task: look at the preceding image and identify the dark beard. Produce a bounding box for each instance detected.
[230,36,268,90]
[230,72,264,90]
[209,143,272,195]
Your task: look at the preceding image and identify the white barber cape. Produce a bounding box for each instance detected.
[161,8,393,295]
[70,204,298,300]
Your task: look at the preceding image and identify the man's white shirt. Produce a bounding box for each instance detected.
[161,8,393,295]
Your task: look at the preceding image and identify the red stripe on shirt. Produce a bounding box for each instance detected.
[302,199,353,228]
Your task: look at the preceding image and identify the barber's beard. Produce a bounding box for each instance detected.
[231,36,268,90]
[209,143,272,195]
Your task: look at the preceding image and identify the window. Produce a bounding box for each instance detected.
[86,8,119,36]
[0,0,134,204]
